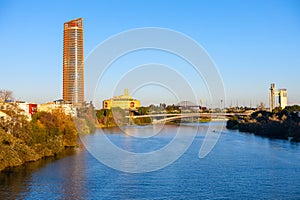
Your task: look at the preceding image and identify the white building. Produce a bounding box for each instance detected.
[38,99,77,117]
[269,83,288,111]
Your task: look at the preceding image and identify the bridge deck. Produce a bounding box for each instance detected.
[126,112,248,119]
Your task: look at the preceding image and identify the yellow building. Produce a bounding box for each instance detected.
[103,89,140,109]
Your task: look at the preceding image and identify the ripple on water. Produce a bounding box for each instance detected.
[1,124,300,199]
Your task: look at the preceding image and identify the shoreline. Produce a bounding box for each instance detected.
[226,108,300,142]
[0,146,79,174]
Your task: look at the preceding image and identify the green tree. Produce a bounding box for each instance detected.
[77,101,97,133]
[166,104,181,113]
[272,106,282,114]
[96,107,126,127]
[111,107,126,126]
[96,109,111,127]
[137,106,150,115]
[282,105,300,114]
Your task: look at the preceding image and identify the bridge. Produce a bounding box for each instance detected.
[126,112,248,124]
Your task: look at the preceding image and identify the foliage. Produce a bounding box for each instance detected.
[0,110,78,172]
[0,90,13,103]
[149,104,166,113]
[226,117,239,129]
[74,117,90,134]
[272,106,282,114]
[112,107,126,126]
[96,107,127,127]
[133,116,152,126]
[96,109,110,126]
[165,104,181,114]
[77,101,97,133]
[134,107,151,125]
[250,110,272,119]
[137,107,150,115]
[227,105,300,142]
[96,107,154,126]
[282,105,300,114]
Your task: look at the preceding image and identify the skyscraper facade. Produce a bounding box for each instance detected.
[63,18,84,105]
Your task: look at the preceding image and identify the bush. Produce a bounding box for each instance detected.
[226,118,239,129]
[0,111,79,172]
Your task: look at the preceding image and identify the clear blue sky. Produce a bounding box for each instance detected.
[1,0,299,108]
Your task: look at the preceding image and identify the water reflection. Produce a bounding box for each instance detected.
[1,124,300,199]
[58,149,88,200]
[0,148,78,199]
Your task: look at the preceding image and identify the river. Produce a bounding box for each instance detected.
[1,122,300,199]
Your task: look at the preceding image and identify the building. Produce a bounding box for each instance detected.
[38,99,77,117]
[17,102,38,119]
[63,18,84,105]
[103,89,140,109]
[269,83,288,111]
[0,101,37,121]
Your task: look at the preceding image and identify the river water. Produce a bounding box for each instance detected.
[1,122,300,199]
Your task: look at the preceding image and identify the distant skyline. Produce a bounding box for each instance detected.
[1,0,300,108]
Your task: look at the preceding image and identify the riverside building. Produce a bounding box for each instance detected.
[269,83,287,111]
[63,18,84,105]
[103,89,140,110]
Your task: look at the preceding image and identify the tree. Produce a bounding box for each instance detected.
[96,109,111,126]
[166,104,181,113]
[137,106,150,115]
[111,107,126,126]
[282,105,300,114]
[160,103,166,109]
[0,90,13,103]
[272,106,282,114]
[257,102,265,110]
[77,101,97,133]
[96,107,126,127]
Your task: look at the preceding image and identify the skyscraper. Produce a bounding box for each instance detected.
[63,18,84,105]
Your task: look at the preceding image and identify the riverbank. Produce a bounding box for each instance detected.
[0,111,79,172]
[0,131,79,172]
[226,106,300,142]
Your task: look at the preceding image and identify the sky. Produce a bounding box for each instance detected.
[0,0,299,108]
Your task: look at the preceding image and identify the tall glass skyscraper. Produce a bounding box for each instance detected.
[63,18,84,105]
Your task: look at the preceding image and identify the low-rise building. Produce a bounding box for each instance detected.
[103,89,140,109]
[0,101,38,120]
[17,102,38,120]
[38,99,77,117]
